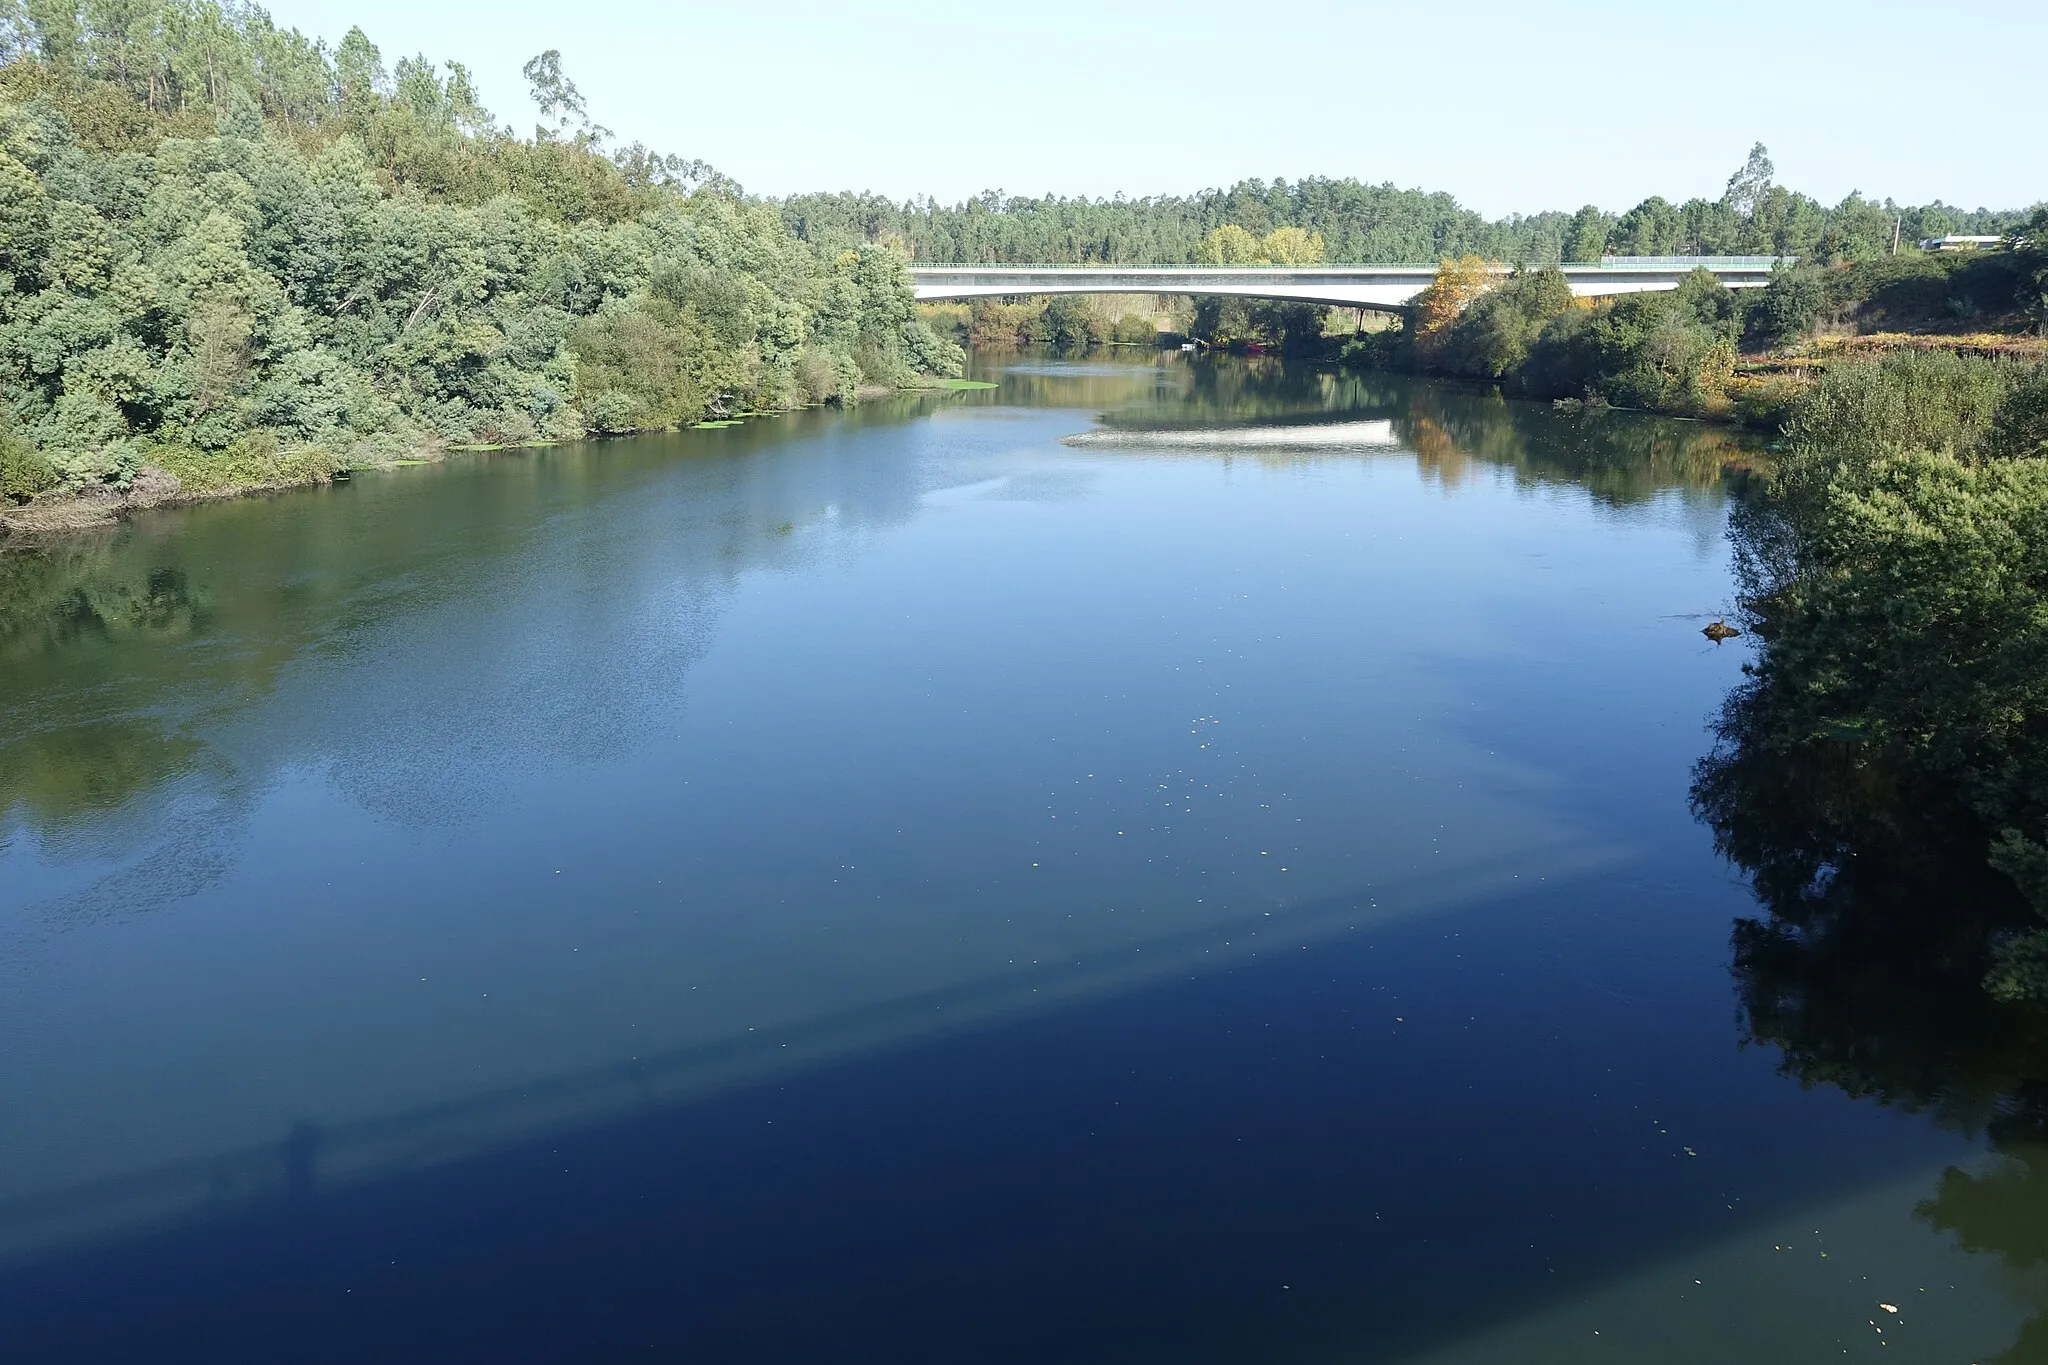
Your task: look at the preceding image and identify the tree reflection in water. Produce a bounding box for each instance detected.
[1,547,217,835]
[1695,649,2048,1362]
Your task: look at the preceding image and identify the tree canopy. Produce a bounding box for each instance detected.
[0,2,960,505]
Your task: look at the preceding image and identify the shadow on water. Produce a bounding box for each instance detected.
[0,865,2007,1365]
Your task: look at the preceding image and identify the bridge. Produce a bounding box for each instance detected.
[909,257,1786,311]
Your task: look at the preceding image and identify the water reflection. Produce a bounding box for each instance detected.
[8,353,1676,1258]
[0,397,960,891]
[1056,355,1756,504]
[2,355,1754,858]
[22,350,2022,1362]
[1,552,214,834]
[1693,607,2048,1362]
[1921,1146,2048,1364]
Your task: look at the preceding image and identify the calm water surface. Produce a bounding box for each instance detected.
[1,353,2040,1362]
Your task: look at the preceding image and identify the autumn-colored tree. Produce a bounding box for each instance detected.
[1408,255,1492,366]
[1258,225,1325,266]
[1196,224,1262,265]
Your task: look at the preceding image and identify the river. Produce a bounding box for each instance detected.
[1,351,2038,1362]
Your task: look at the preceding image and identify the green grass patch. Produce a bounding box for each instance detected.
[694,419,743,428]
[941,379,998,390]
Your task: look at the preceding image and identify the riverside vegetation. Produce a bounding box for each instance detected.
[1341,214,2047,422]
[1698,348,2048,1003]
[0,5,962,522]
[895,146,2045,419]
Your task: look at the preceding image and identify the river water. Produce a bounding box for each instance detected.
[0,352,2039,1362]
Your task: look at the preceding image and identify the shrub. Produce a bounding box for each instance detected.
[1112,314,1156,345]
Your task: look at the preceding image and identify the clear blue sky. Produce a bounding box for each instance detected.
[266,0,2042,215]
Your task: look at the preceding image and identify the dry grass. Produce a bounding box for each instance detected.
[1788,331,2048,362]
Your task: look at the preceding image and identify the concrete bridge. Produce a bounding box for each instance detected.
[910,258,1786,311]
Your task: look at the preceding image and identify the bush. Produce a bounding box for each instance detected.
[1042,297,1101,347]
[1783,349,2013,467]
[1112,314,1156,345]
[1440,267,1574,381]
[148,432,341,494]
[0,429,55,501]
[1988,366,2048,458]
[1756,265,1827,345]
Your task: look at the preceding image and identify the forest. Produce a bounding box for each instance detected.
[0,2,962,512]
[782,145,2025,267]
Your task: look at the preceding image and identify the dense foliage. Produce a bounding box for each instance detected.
[1750,242,2038,346]
[0,4,959,505]
[1697,351,2048,1000]
[1344,212,2048,419]
[784,145,2028,268]
[924,294,1167,349]
[1345,264,1754,417]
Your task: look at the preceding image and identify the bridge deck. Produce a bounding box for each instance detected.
[909,259,1786,310]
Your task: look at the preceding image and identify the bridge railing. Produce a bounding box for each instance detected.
[1597,254,1786,268]
[908,262,1440,271]
[909,256,1790,272]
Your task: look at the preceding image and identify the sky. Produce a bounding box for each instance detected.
[263,0,2042,217]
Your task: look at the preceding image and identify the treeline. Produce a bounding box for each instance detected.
[784,180,1575,268]
[0,2,960,509]
[782,145,2028,267]
[1695,348,2048,1002]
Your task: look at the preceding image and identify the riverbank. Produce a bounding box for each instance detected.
[0,39,965,532]
[0,375,1001,540]
[1326,238,2047,429]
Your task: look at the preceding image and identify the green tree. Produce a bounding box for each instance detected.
[2010,208,2048,335]
[1755,263,1827,344]
[1609,196,1683,256]
[0,12,959,504]
[1440,266,1573,380]
[1563,204,1611,263]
